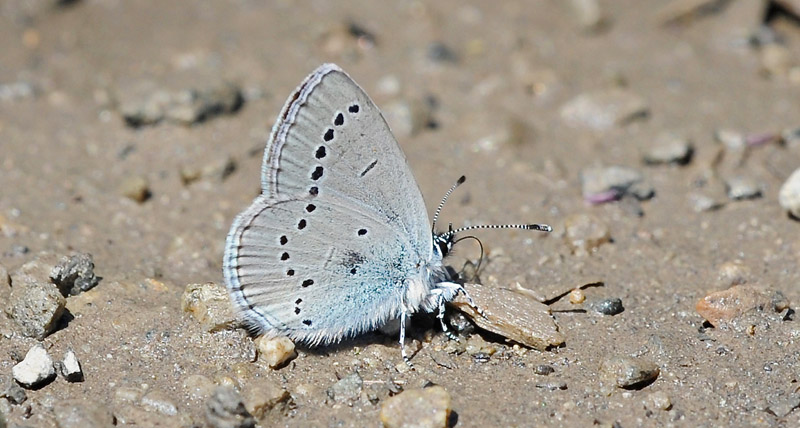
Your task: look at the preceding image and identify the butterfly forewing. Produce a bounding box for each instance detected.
[261,64,431,253]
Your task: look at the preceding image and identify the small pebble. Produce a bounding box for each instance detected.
[119,80,243,127]
[50,253,99,296]
[761,44,795,78]
[688,193,723,212]
[181,282,239,332]
[464,334,498,358]
[644,391,672,411]
[643,132,693,165]
[725,176,762,200]
[696,285,790,328]
[119,175,151,203]
[535,381,568,391]
[52,400,114,428]
[205,386,255,428]
[183,374,216,401]
[560,88,648,130]
[426,41,458,63]
[717,260,751,287]
[601,356,659,389]
[568,0,607,33]
[533,364,555,376]
[714,128,746,150]
[0,264,9,302]
[60,349,83,382]
[564,213,611,254]
[380,386,451,428]
[569,289,586,304]
[327,372,363,403]
[199,156,237,182]
[12,344,56,389]
[0,81,36,102]
[0,374,26,404]
[589,298,624,315]
[114,386,143,404]
[382,98,433,138]
[141,390,178,416]
[466,112,530,152]
[254,336,297,369]
[580,165,654,203]
[765,395,800,418]
[782,127,800,147]
[451,282,565,351]
[779,168,800,218]
[241,378,291,419]
[6,279,65,339]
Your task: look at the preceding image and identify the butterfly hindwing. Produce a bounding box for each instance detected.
[225,194,425,344]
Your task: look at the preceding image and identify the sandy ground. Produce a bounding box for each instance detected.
[1,0,800,426]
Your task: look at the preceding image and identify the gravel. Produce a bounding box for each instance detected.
[601,356,660,390]
[50,253,99,296]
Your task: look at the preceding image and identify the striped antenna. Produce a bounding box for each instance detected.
[442,223,552,239]
[431,175,466,232]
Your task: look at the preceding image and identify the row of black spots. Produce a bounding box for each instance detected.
[279,233,294,277]
[294,297,303,315]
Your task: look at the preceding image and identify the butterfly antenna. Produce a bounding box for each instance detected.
[431,175,466,232]
[444,223,553,239]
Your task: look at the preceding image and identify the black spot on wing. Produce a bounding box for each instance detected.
[360,160,378,177]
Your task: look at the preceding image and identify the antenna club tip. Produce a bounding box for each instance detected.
[457,175,466,184]
[528,224,553,232]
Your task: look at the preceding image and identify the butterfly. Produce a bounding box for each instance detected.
[223,64,551,362]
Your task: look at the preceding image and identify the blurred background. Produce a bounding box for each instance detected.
[1,0,799,426]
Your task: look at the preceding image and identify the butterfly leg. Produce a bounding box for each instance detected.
[399,307,412,366]
[428,288,458,340]
[436,281,487,319]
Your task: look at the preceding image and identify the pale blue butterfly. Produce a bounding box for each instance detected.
[223,64,551,362]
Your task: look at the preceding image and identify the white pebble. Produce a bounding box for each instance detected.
[61,349,83,382]
[12,344,56,388]
[255,336,297,369]
[779,168,800,218]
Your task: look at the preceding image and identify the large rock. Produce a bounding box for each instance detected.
[6,280,65,339]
